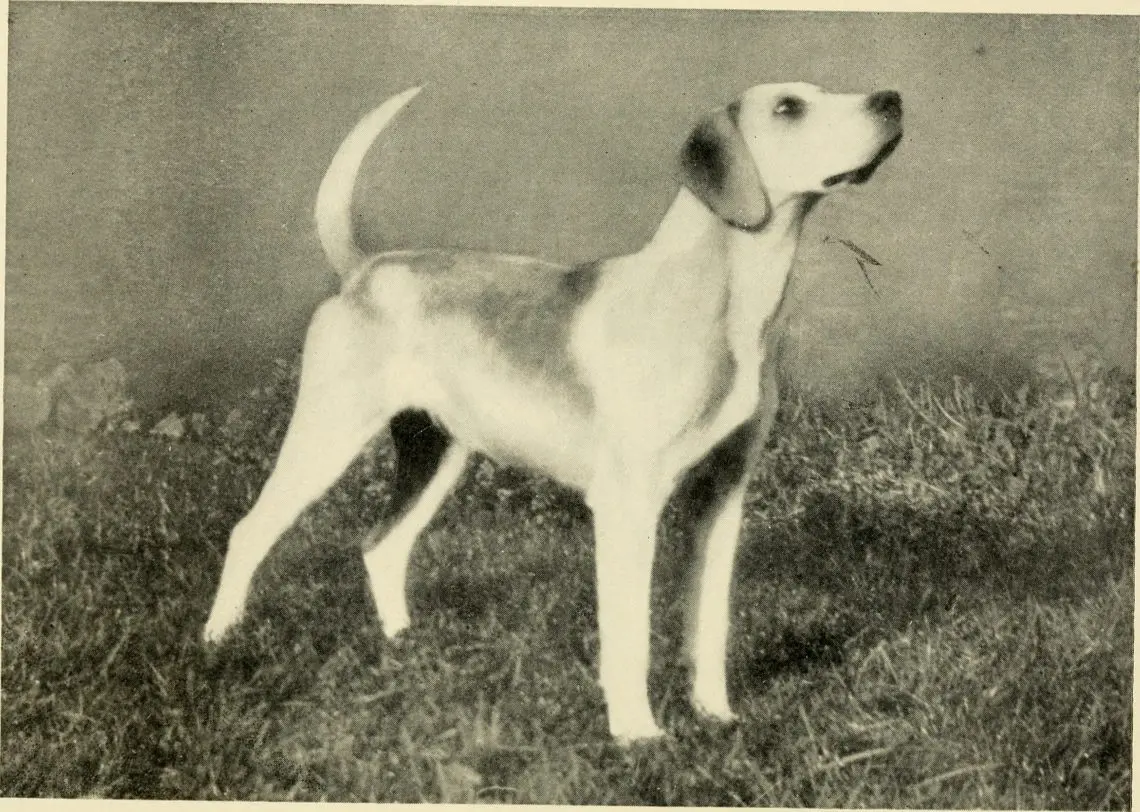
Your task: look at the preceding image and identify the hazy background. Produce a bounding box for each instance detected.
[6,5,1136,415]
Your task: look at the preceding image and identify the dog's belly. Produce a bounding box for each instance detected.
[425,357,597,491]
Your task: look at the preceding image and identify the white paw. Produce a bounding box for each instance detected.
[609,713,666,744]
[694,691,738,724]
[695,701,739,724]
[373,595,411,639]
[381,615,410,639]
[202,608,240,644]
[692,673,736,723]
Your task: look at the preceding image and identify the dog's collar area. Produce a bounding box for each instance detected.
[722,215,769,233]
[721,193,821,233]
[822,132,903,188]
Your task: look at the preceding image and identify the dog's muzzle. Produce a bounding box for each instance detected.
[824,131,903,187]
[823,90,904,188]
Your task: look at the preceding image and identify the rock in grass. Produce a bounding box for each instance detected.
[54,358,133,433]
[151,413,186,440]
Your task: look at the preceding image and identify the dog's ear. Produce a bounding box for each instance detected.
[678,102,770,231]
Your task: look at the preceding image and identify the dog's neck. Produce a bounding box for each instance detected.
[609,189,816,477]
[643,188,814,268]
[639,188,815,342]
[725,193,817,341]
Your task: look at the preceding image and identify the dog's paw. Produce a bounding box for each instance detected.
[201,624,228,645]
[202,610,240,644]
[381,617,410,639]
[613,725,667,746]
[692,676,737,724]
[609,711,666,745]
[376,604,411,639]
[696,704,739,725]
[693,696,739,726]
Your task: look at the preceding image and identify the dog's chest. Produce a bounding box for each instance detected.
[652,322,763,480]
[657,233,797,477]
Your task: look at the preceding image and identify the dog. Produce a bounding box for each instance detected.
[203,82,902,742]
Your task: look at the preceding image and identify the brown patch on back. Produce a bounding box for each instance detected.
[381,250,601,405]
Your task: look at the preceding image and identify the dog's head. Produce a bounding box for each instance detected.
[680,82,903,231]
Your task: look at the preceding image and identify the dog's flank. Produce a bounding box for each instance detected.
[204,82,902,743]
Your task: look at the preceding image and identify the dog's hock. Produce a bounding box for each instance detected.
[678,104,770,232]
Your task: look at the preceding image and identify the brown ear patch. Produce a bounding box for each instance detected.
[679,102,770,231]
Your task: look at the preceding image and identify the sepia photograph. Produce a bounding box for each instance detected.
[3,3,1135,806]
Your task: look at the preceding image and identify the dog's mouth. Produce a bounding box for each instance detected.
[822,132,903,188]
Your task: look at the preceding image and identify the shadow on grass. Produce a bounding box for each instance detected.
[653,465,1133,711]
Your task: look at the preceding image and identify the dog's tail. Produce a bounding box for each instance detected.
[315,86,423,276]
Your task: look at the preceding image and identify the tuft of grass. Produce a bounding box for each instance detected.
[2,360,1132,805]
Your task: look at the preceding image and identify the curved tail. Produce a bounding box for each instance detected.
[314,86,423,276]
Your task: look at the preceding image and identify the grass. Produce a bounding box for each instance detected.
[2,358,1133,805]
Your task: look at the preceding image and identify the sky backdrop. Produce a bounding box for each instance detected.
[6,5,1137,411]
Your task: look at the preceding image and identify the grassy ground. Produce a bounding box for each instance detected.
[2,360,1133,805]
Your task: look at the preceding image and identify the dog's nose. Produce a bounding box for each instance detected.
[867,90,902,122]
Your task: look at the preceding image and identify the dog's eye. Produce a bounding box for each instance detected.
[773,96,804,118]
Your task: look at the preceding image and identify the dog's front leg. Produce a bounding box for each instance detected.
[678,421,759,723]
[685,475,748,721]
[588,462,669,742]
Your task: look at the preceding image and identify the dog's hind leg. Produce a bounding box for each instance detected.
[361,410,470,637]
[203,299,393,643]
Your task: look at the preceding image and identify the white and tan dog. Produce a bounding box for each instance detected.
[203,82,902,742]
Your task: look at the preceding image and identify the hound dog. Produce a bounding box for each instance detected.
[203,82,902,742]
